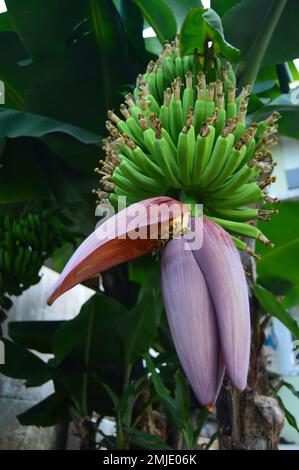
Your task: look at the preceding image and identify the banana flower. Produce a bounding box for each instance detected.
[47,196,250,407]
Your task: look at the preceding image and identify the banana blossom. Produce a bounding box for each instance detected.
[47,196,250,407]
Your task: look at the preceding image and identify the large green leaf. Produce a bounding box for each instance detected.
[257,201,299,257]
[0,137,96,206]
[53,293,128,382]
[3,2,135,133]
[257,201,299,292]
[167,1,204,29]
[282,284,299,309]
[257,239,299,287]
[134,0,177,44]
[8,321,64,354]
[0,108,99,143]
[0,339,53,386]
[222,0,299,66]
[211,0,241,17]
[180,7,239,60]
[0,12,14,32]
[17,392,71,427]
[253,284,299,340]
[118,289,160,366]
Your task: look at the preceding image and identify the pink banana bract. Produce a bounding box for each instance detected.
[47,197,250,406]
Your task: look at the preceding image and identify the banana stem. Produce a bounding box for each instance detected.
[238,0,288,88]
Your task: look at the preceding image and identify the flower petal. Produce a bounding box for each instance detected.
[161,236,225,407]
[192,218,250,390]
[47,196,187,305]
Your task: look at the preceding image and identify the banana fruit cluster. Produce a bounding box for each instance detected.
[94,38,279,256]
[0,211,67,308]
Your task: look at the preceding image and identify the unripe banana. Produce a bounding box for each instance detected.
[208,207,259,222]
[200,133,235,187]
[207,145,247,192]
[177,124,195,186]
[169,92,183,145]
[182,72,194,121]
[192,124,216,185]
[118,156,165,194]
[210,165,254,198]
[153,136,181,188]
[212,183,264,209]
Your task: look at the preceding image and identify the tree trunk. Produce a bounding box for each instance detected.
[216,248,285,450]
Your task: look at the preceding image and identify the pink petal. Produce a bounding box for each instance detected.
[161,236,225,407]
[192,218,250,390]
[47,197,187,305]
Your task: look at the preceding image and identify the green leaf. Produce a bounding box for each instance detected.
[53,293,128,387]
[17,393,70,427]
[167,1,204,29]
[0,339,53,386]
[3,2,135,133]
[145,353,182,429]
[0,12,14,32]
[257,239,299,287]
[0,137,96,205]
[222,0,299,66]
[118,290,160,366]
[180,7,239,60]
[252,96,299,140]
[282,285,299,309]
[257,201,299,256]
[253,284,299,340]
[211,0,241,17]
[281,381,299,400]
[134,0,177,44]
[126,428,173,450]
[119,0,149,65]
[0,108,100,143]
[174,369,190,424]
[276,395,299,433]
[8,321,64,354]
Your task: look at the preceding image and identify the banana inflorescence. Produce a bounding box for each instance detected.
[0,211,71,312]
[93,37,279,257]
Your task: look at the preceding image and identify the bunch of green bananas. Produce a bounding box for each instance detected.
[94,38,279,257]
[0,211,69,309]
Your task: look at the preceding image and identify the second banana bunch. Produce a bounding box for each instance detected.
[93,39,279,257]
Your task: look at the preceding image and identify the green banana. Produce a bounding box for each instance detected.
[118,156,165,194]
[177,124,195,186]
[200,133,235,187]
[212,183,264,209]
[182,72,194,121]
[175,56,184,81]
[210,165,254,198]
[204,83,215,120]
[192,124,216,185]
[112,168,157,199]
[169,93,184,145]
[131,146,168,183]
[209,216,273,246]
[153,136,181,188]
[207,206,259,222]
[207,145,247,192]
